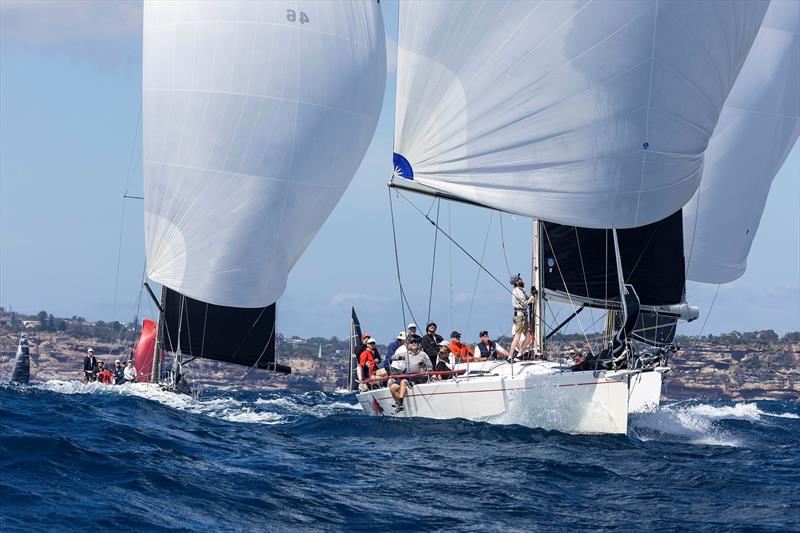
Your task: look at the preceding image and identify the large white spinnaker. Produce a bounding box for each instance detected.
[143,0,386,308]
[684,1,800,284]
[393,1,767,229]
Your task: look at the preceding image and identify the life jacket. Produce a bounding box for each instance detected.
[477,340,496,359]
[449,341,474,362]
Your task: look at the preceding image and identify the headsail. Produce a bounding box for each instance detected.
[684,1,800,284]
[9,335,30,384]
[393,1,767,228]
[143,0,386,308]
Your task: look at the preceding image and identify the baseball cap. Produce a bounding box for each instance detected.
[397,331,406,340]
[407,323,417,329]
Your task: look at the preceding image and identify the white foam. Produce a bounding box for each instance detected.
[631,403,742,447]
[34,380,286,425]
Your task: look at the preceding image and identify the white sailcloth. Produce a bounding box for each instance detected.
[684,1,800,284]
[143,0,386,307]
[393,0,767,229]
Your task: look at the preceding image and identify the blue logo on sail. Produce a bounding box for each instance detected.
[393,152,414,180]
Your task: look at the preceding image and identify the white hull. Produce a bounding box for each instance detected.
[627,367,666,413]
[357,361,667,435]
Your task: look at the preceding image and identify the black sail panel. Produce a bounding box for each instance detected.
[162,288,289,373]
[542,210,685,306]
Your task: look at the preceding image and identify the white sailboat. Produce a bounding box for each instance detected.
[357,0,798,434]
[135,0,386,390]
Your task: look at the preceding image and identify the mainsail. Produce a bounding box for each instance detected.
[393,1,767,229]
[684,1,800,284]
[141,1,386,374]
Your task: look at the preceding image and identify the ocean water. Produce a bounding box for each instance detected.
[0,382,798,532]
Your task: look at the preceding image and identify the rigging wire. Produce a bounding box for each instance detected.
[448,201,454,328]
[465,212,495,336]
[111,107,143,324]
[426,199,441,323]
[395,189,512,295]
[388,187,419,328]
[696,284,721,338]
[498,213,513,278]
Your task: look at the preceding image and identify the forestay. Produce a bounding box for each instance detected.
[143,0,386,308]
[684,1,800,284]
[393,1,767,228]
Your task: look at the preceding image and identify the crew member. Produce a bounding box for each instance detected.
[83,348,97,382]
[359,338,379,380]
[96,362,115,385]
[474,330,510,361]
[449,331,474,363]
[113,360,126,385]
[387,338,433,414]
[435,340,454,378]
[420,322,443,360]
[509,274,535,358]
[124,360,138,383]
[406,323,421,343]
[384,331,406,373]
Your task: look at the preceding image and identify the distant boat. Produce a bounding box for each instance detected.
[356,1,797,434]
[9,335,30,384]
[133,0,386,393]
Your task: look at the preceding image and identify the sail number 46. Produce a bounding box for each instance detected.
[286,9,310,24]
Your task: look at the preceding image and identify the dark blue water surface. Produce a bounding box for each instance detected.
[1,381,798,532]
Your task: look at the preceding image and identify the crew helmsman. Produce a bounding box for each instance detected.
[384,331,406,373]
[83,348,97,382]
[359,338,379,380]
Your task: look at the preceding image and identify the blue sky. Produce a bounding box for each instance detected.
[1,1,798,345]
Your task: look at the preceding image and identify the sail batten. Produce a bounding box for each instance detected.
[394,1,767,229]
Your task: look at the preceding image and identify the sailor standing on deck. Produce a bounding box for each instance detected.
[509,274,536,358]
[83,348,97,382]
[420,322,443,360]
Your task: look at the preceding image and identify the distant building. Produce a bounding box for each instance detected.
[21,320,40,329]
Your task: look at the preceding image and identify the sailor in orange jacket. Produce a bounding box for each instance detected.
[359,338,379,378]
[449,331,474,363]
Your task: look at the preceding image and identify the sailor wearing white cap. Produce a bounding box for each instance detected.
[406,323,420,343]
[83,348,97,382]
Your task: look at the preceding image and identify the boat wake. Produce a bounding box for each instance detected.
[630,401,798,447]
[30,380,362,426]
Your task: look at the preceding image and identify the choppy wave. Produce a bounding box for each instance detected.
[1,381,798,531]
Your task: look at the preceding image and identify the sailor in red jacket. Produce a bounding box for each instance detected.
[95,361,115,385]
[449,331,475,363]
[359,338,379,379]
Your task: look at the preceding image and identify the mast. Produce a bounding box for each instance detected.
[531,219,544,357]
[150,285,167,383]
[348,315,353,391]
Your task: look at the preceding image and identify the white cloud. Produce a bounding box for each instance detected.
[0,0,141,64]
